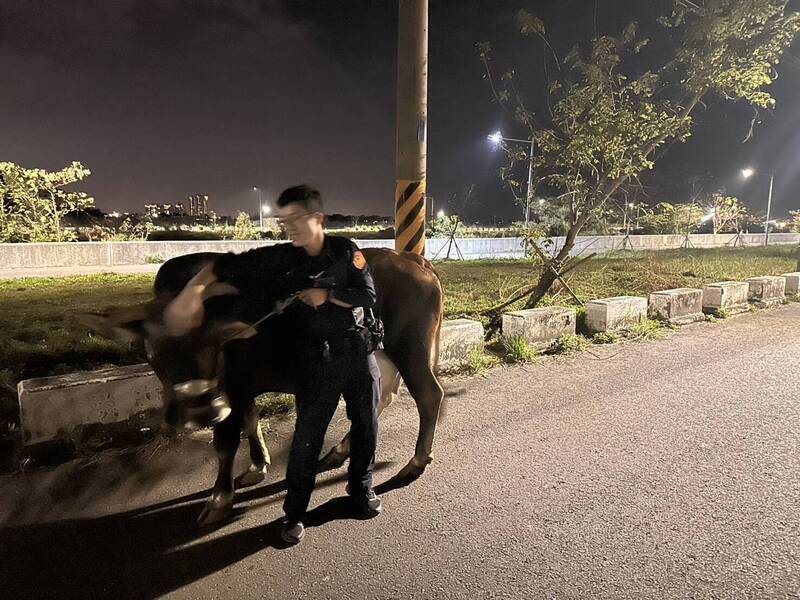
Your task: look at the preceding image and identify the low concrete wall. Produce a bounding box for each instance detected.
[782,273,800,296]
[702,282,750,316]
[18,364,162,446]
[437,319,485,371]
[747,276,786,308]
[585,296,647,334]
[501,307,576,349]
[3,233,798,269]
[648,288,705,326]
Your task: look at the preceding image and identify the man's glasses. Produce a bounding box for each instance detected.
[277,213,313,228]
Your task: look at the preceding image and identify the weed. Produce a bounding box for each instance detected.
[144,254,165,264]
[629,319,666,340]
[716,308,730,319]
[591,331,620,344]
[464,346,498,375]
[748,303,759,313]
[501,336,538,363]
[551,334,589,354]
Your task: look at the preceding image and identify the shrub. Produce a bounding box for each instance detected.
[629,319,666,340]
[591,331,619,344]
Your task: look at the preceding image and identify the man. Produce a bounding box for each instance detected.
[163,184,382,544]
[272,184,382,544]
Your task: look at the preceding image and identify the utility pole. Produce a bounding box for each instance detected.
[394,0,428,255]
[764,173,774,246]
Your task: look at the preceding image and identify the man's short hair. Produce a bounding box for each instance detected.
[276,185,323,213]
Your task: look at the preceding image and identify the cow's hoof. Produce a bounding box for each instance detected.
[197,494,234,526]
[318,448,347,472]
[239,464,267,487]
[396,456,432,481]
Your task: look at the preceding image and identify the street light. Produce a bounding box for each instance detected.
[437,209,446,219]
[741,167,775,245]
[487,130,535,226]
[253,186,265,228]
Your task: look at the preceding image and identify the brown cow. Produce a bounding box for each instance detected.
[83,247,444,525]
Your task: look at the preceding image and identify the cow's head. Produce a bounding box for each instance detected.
[80,278,256,430]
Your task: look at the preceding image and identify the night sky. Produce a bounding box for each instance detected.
[2,0,799,220]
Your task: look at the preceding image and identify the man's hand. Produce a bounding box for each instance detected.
[298,288,329,309]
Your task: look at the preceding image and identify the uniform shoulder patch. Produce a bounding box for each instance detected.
[352,251,366,270]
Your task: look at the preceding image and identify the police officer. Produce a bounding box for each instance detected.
[274,185,382,544]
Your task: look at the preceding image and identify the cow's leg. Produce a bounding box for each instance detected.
[239,402,270,487]
[396,358,443,481]
[198,412,241,526]
[319,351,401,471]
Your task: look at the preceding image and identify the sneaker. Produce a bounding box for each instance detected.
[280,518,305,544]
[349,486,382,519]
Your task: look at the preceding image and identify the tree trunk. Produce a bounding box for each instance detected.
[522,268,560,309]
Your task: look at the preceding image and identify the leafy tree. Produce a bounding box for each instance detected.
[703,193,748,233]
[480,1,800,311]
[789,210,800,233]
[0,161,94,242]
[232,211,257,240]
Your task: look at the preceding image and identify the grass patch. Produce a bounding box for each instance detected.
[551,334,589,354]
[629,319,667,341]
[501,336,538,363]
[591,331,620,344]
[255,393,295,417]
[463,346,499,375]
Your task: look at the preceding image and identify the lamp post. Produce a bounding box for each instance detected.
[488,131,535,226]
[253,186,264,229]
[741,168,775,246]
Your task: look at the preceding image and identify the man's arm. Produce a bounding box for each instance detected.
[328,244,377,309]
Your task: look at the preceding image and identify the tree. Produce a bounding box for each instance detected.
[0,161,94,242]
[232,211,257,240]
[789,210,800,233]
[703,193,748,233]
[480,1,800,312]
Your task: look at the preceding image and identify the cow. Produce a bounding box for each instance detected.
[82,246,444,525]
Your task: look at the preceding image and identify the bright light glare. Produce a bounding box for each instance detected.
[261,205,271,215]
[437,209,446,218]
[538,198,546,205]
[487,131,503,145]
[253,186,258,191]
[741,168,755,179]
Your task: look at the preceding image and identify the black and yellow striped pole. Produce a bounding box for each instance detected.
[395,0,428,255]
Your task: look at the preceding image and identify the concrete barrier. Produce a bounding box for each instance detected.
[18,364,162,446]
[501,307,576,349]
[585,296,647,334]
[702,281,750,316]
[3,233,800,269]
[747,276,786,308]
[648,288,705,326]
[782,272,800,296]
[437,319,485,371]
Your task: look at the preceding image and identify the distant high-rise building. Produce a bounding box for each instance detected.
[188,194,209,216]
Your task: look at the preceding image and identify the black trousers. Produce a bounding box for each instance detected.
[283,346,381,520]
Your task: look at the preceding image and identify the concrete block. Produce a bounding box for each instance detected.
[437,318,484,371]
[501,307,576,349]
[18,364,162,446]
[702,281,750,315]
[747,276,786,308]
[781,272,800,296]
[585,296,647,334]
[648,288,704,325]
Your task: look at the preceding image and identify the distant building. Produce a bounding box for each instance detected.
[143,202,188,217]
[188,194,209,217]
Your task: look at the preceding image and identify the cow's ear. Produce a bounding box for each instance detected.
[77,303,150,341]
[213,320,258,341]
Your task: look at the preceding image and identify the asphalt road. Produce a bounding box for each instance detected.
[1,304,799,599]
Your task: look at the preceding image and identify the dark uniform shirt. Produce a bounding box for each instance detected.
[212,235,376,338]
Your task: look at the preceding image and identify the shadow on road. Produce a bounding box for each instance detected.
[1,461,401,600]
